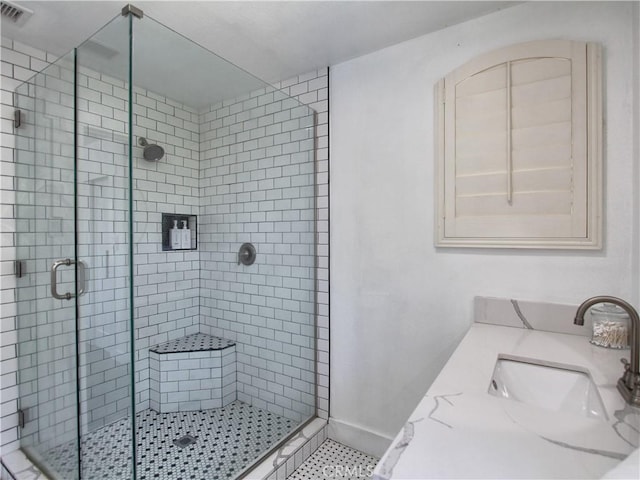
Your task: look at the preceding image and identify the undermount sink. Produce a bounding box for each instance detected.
[488,354,608,420]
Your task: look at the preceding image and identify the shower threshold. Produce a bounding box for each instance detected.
[34,401,297,480]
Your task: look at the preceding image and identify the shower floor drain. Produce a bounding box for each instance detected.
[173,434,197,448]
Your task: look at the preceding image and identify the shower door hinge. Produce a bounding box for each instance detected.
[14,109,21,128]
[18,409,25,428]
[14,260,25,278]
[121,4,143,18]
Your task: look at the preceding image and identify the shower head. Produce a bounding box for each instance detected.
[138,137,165,162]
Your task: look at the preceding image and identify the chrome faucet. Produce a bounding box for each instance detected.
[575,296,640,407]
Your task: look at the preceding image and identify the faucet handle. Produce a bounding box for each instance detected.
[619,358,636,391]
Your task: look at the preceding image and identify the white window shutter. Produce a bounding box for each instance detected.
[436,40,602,248]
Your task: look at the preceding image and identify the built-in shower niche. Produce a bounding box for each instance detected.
[162,213,197,251]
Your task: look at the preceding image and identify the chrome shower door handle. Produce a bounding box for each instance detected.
[51,259,72,300]
[51,259,86,300]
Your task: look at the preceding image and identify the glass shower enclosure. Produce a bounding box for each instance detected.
[13,6,317,479]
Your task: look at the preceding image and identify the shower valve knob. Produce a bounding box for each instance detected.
[238,243,256,266]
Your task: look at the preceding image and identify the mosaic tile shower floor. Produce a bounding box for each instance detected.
[288,439,378,480]
[40,401,296,480]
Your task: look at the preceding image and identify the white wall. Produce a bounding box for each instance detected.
[330,1,639,452]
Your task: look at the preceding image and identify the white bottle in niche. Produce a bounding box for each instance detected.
[181,220,191,249]
[170,219,181,250]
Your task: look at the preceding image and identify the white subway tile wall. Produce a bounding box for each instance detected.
[0,33,329,461]
[286,70,330,422]
[75,59,133,439]
[199,83,318,423]
[196,69,329,423]
[13,52,80,456]
[0,38,64,458]
[129,82,202,416]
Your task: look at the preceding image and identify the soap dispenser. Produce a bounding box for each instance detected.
[170,219,181,250]
[181,219,191,249]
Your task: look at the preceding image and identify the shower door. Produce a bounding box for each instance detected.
[14,50,82,479]
[13,6,318,479]
[14,13,136,479]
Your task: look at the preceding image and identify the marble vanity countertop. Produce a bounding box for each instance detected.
[373,323,640,480]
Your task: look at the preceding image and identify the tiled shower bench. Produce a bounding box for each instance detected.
[149,333,236,413]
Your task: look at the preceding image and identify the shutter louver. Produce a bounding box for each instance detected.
[454,57,574,217]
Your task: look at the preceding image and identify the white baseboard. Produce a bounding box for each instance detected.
[327,418,393,458]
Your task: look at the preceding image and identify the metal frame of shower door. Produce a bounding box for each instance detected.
[72,45,83,480]
[126,9,138,479]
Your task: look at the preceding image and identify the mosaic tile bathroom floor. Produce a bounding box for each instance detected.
[288,439,378,480]
[40,401,297,480]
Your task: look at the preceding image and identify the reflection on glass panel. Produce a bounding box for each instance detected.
[14,50,80,479]
[76,13,134,480]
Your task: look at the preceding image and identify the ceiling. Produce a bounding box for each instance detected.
[2,1,517,107]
